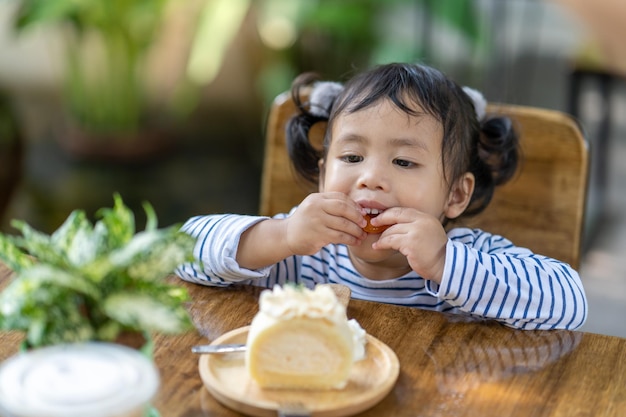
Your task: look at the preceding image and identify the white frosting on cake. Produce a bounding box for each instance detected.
[245,284,367,390]
[257,284,345,321]
[347,318,367,361]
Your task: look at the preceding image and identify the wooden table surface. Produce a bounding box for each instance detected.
[1,263,625,417]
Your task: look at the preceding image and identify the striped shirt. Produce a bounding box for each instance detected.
[175,212,588,330]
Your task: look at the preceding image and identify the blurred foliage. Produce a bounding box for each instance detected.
[255,0,485,106]
[0,194,195,349]
[13,0,167,48]
[427,0,482,44]
[7,0,485,140]
[13,0,172,134]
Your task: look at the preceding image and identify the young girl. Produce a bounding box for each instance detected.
[176,62,587,331]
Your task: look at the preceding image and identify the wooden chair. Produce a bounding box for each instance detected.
[260,91,589,270]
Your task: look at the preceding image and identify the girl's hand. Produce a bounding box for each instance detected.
[285,192,367,255]
[369,208,448,283]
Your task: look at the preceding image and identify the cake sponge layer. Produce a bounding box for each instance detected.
[247,318,354,389]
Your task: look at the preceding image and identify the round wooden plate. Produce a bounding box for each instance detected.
[198,326,400,417]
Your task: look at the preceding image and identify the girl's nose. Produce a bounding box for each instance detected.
[357,160,389,191]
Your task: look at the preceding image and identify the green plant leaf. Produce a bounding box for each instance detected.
[50,209,88,248]
[103,292,193,334]
[119,230,196,281]
[143,201,158,232]
[10,219,59,263]
[25,315,46,347]
[96,320,122,342]
[14,0,83,31]
[0,233,35,272]
[145,405,161,417]
[31,303,93,346]
[108,230,165,267]
[50,209,108,267]
[0,265,100,311]
[427,0,481,44]
[96,193,136,249]
[2,287,95,347]
[42,323,95,345]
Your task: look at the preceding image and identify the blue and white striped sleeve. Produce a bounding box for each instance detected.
[430,228,587,330]
[174,214,273,286]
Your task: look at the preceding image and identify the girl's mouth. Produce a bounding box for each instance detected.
[362,207,384,216]
[361,208,388,233]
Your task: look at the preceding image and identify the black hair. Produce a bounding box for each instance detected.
[285,62,520,219]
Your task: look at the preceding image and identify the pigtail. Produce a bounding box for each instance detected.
[466,115,520,216]
[286,73,326,185]
[480,116,520,185]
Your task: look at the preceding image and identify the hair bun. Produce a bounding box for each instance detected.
[462,86,487,121]
[309,81,344,118]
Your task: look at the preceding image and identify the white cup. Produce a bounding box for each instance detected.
[0,342,160,417]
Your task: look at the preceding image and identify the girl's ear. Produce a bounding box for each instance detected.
[444,172,475,219]
[317,158,326,191]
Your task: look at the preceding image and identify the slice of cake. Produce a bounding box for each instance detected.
[245,284,366,390]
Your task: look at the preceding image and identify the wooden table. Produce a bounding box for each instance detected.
[1,264,625,416]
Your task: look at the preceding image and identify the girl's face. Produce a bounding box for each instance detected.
[320,98,473,274]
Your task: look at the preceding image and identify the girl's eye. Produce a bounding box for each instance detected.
[393,158,414,168]
[341,154,363,163]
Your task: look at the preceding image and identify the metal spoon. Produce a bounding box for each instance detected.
[191,343,246,354]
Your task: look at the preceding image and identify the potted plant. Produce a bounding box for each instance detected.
[11,0,177,160]
[0,193,196,350]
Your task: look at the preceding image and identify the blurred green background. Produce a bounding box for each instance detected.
[0,0,609,237]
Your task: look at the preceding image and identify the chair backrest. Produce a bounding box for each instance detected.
[260,92,589,270]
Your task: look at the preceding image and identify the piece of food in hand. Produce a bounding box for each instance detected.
[362,213,389,234]
[245,284,366,390]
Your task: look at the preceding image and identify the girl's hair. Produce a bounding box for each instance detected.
[286,62,520,219]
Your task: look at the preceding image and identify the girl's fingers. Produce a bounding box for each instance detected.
[310,192,366,230]
[298,193,367,239]
[323,193,368,228]
[369,207,417,227]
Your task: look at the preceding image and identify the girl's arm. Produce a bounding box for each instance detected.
[430,228,588,330]
[236,217,294,270]
[176,192,366,286]
[174,214,275,286]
